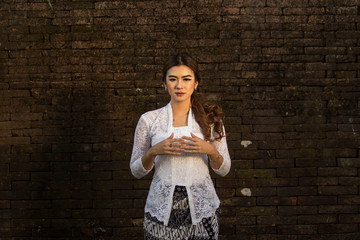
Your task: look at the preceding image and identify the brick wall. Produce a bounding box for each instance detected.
[1,0,360,239]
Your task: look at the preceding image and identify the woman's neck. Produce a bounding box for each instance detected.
[171,100,191,120]
[171,100,190,114]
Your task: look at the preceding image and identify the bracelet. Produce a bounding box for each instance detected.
[210,152,221,163]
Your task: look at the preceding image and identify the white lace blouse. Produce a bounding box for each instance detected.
[130,102,231,225]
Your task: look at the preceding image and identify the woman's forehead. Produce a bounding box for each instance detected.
[166,65,194,77]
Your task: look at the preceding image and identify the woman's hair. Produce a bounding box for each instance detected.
[162,52,225,142]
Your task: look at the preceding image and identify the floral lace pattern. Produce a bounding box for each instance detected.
[130,102,231,225]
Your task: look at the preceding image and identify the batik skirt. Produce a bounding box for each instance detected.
[144,185,220,240]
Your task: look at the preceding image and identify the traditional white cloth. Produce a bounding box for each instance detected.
[130,102,231,226]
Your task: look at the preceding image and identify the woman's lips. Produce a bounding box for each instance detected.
[175,92,185,96]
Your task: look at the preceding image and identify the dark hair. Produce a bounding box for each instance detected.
[162,52,224,142]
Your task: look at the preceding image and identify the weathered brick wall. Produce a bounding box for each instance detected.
[1,0,360,239]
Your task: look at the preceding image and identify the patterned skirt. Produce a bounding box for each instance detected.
[144,185,220,240]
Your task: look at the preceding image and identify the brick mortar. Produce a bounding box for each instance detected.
[0,1,360,239]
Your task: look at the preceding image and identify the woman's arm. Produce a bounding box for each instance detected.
[182,127,231,177]
[209,126,231,176]
[130,116,152,179]
[207,148,224,170]
[141,133,185,170]
[130,116,186,178]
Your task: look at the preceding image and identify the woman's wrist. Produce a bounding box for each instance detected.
[209,150,223,170]
[147,147,156,158]
[208,147,220,162]
[142,148,156,170]
[209,153,221,162]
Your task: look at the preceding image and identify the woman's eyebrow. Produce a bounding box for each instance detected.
[167,75,178,78]
[167,74,193,78]
[181,75,193,78]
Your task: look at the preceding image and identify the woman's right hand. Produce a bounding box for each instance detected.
[142,133,184,170]
[149,133,185,156]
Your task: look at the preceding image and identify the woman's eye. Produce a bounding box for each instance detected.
[184,78,192,81]
[169,78,176,81]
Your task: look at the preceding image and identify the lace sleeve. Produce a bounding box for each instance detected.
[130,115,153,179]
[211,125,231,177]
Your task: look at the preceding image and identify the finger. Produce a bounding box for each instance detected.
[183,148,200,153]
[184,146,198,150]
[169,138,184,143]
[165,149,183,155]
[165,146,185,152]
[166,151,182,155]
[169,141,184,148]
[172,143,187,149]
[170,142,185,148]
[168,133,174,139]
[183,140,197,146]
[190,132,200,139]
[182,136,195,142]
[182,149,198,153]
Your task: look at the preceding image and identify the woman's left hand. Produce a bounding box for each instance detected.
[181,133,217,155]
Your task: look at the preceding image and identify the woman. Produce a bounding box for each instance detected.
[130,52,231,239]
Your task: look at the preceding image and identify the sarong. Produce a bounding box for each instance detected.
[144,185,219,240]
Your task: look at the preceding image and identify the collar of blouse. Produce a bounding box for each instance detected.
[166,102,194,132]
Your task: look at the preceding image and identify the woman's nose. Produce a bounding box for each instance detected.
[175,80,183,89]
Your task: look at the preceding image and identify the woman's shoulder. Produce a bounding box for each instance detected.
[140,105,167,122]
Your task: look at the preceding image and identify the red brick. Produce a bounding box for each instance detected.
[0,200,10,209]
[319,205,358,214]
[297,196,338,205]
[299,177,338,186]
[278,206,318,216]
[0,130,11,137]
[338,158,360,167]
[318,167,358,177]
[0,137,30,144]
[278,186,317,196]
[236,225,276,234]
[257,216,297,225]
[296,158,336,167]
[338,177,360,186]
[318,224,358,234]
[254,159,294,168]
[256,178,298,187]
[339,196,360,205]
[278,225,317,235]
[277,167,317,177]
[257,197,298,206]
[298,215,337,224]
[339,214,360,224]
[319,186,358,195]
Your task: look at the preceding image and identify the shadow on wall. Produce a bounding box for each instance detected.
[23,78,141,238]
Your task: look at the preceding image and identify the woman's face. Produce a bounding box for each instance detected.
[165,65,198,104]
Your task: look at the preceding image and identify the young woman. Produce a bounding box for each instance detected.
[130,52,231,239]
